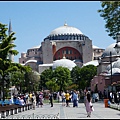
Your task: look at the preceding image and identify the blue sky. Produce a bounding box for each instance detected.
[0,1,115,63]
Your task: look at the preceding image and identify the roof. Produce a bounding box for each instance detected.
[39,63,53,66]
[25,59,37,64]
[49,23,83,36]
[83,60,99,67]
[52,58,76,71]
[92,45,100,49]
[108,68,120,75]
[31,45,41,49]
[101,43,118,58]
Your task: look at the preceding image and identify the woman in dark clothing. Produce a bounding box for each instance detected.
[36,94,40,107]
[49,92,53,107]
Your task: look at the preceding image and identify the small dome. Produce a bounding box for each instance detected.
[52,58,76,71]
[83,60,99,67]
[50,24,83,36]
[106,61,115,71]
[106,58,120,71]
[25,59,37,64]
[113,58,120,68]
[108,68,120,75]
[101,43,118,58]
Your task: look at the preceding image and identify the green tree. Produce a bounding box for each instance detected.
[71,66,81,84]
[98,1,120,39]
[70,66,81,90]
[53,66,72,92]
[71,66,88,91]
[0,22,19,101]
[40,68,53,90]
[46,78,59,92]
[27,70,40,93]
[80,65,97,88]
[11,65,32,93]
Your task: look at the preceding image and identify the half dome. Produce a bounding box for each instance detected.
[83,60,99,67]
[52,58,76,71]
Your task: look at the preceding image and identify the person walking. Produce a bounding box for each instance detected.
[85,92,94,117]
[36,93,40,107]
[49,92,53,107]
[72,90,77,107]
[31,93,36,110]
[65,90,70,107]
[61,91,66,106]
[39,92,43,107]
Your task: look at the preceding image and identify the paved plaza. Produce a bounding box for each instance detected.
[9,100,120,119]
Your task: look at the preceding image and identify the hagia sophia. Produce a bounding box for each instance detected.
[18,23,104,73]
[9,21,120,94]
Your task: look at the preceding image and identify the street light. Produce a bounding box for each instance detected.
[109,51,113,99]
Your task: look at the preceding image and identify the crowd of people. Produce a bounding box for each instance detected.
[7,89,96,117]
[2,87,120,118]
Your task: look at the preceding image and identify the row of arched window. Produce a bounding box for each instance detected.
[44,34,88,41]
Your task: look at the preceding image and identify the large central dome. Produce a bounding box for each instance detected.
[44,23,88,41]
[50,23,83,36]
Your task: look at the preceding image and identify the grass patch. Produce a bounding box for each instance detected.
[43,99,59,103]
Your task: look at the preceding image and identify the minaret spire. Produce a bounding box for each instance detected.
[8,19,12,35]
[8,19,14,62]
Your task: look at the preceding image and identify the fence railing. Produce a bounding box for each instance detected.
[2,113,59,119]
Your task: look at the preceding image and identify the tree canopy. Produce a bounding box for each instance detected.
[98,1,120,39]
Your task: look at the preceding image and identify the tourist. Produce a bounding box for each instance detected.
[72,90,77,107]
[49,92,53,107]
[39,92,43,107]
[65,90,70,107]
[85,92,94,117]
[61,91,66,106]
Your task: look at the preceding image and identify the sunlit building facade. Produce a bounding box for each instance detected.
[19,23,104,74]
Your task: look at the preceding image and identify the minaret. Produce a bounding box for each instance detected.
[8,19,14,62]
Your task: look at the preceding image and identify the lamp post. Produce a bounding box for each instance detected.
[109,51,113,99]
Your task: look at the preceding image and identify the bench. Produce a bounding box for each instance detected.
[0,103,33,118]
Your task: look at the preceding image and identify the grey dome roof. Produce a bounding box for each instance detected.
[83,60,99,67]
[106,58,120,75]
[106,58,120,71]
[52,58,76,71]
[44,23,89,41]
[50,23,83,36]
[113,58,120,68]
[25,59,37,64]
[101,43,118,58]
[108,68,120,75]
[106,62,115,71]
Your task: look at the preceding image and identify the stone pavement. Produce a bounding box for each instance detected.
[9,101,120,119]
